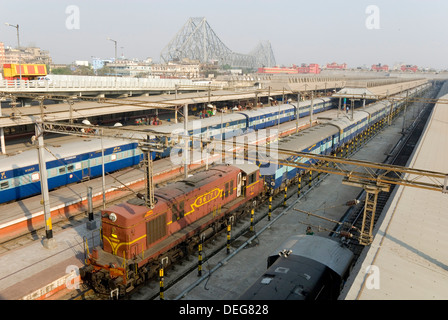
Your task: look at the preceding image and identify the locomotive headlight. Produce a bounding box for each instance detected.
[109,213,117,222]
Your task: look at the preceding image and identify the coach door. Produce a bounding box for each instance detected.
[237,172,242,197]
[81,160,90,179]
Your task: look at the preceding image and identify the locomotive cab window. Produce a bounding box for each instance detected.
[1,181,9,190]
[248,173,257,185]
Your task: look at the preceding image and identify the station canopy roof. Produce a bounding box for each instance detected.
[332,87,376,99]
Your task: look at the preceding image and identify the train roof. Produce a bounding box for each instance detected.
[268,235,354,277]
[238,98,332,118]
[239,254,327,300]
[231,163,260,176]
[280,124,338,153]
[238,104,294,118]
[363,100,389,115]
[143,113,246,135]
[154,164,240,201]
[239,235,354,300]
[107,164,242,226]
[142,97,333,135]
[251,124,338,164]
[0,138,133,171]
[326,110,370,131]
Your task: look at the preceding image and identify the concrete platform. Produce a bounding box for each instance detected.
[340,91,448,300]
[0,220,98,300]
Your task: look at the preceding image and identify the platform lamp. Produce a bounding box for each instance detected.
[288,95,301,133]
[5,22,22,81]
[106,37,117,62]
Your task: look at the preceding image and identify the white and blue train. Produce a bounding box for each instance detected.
[256,87,424,190]
[0,139,144,204]
[0,98,334,204]
[146,98,333,158]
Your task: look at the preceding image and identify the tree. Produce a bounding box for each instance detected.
[51,67,74,75]
[73,65,95,76]
[96,66,114,76]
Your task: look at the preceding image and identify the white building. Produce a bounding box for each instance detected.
[74,60,89,67]
[151,62,200,78]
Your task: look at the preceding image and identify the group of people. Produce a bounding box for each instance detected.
[195,101,271,119]
[135,116,162,125]
[197,109,216,119]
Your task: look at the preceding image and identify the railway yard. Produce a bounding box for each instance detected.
[0,74,447,308]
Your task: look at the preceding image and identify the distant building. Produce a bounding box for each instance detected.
[297,63,320,74]
[257,66,297,74]
[371,63,389,72]
[257,63,321,74]
[75,60,89,67]
[0,42,5,69]
[151,62,200,78]
[4,45,52,65]
[50,63,68,69]
[91,58,112,71]
[325,62,347,70]
[229,69,242,75]
[400,64,418,72]
[107,60,152,77]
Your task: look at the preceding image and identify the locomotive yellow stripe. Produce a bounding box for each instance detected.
[104,234,147,255]
[246,179,260,188]
[184,187,223,217]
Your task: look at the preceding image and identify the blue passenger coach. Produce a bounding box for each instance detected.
[0,98,334,204]
[257,97,408,190]
[0,138,143,204]
[148,98,334,158]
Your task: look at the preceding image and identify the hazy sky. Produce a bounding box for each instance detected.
[1,0,447,69]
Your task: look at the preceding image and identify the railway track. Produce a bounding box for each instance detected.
[114,103,408,300]
[1,90,431,299]
[65,88,437,300]
[337,89,438,259]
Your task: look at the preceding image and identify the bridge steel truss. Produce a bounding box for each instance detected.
[159,17,276,69]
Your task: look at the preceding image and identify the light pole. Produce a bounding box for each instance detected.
[288,94,301,133]
[5,22,22,81]
[107,37,117,61]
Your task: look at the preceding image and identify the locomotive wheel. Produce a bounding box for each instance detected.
[92,271,109,295]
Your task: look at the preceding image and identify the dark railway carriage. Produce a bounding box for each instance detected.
[81,163,264,295]
[239,235,354,300]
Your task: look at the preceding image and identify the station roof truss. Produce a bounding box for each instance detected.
[37,114,448,244]
[39,120,448,194]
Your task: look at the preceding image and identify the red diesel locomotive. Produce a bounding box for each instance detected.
[80,163,264,296]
